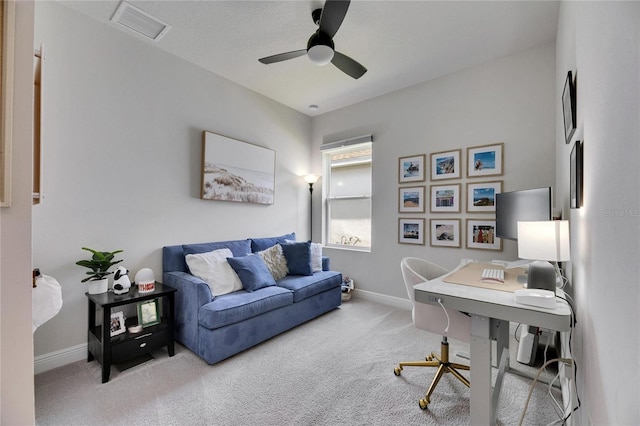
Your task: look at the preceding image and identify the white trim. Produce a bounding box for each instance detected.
[351,288,411,311]
[34,343,86,374]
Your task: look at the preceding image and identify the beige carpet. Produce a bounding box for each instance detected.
[35,298,563,425]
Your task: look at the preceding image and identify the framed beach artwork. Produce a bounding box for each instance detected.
[399,186,425,213]
[466,181,502,213]
[563,71,577,144]
[201,131,275,205]
[430,184,461,213]
[398,218,425,245]
[466,219,502,251]
[467,143,504,178]
[398,154,426,183]
[430,149,461,181]
[430,219,461,248]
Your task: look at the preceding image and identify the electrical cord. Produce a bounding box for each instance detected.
[437,298,450,334]
[518,357,574,426]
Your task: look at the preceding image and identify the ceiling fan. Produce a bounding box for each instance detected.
[258,0,367,79]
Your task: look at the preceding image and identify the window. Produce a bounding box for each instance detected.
[322,140,372,251]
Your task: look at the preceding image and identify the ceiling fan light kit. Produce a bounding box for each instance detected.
[258,0,367,79]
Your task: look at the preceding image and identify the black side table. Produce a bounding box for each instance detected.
[86,282,176,383]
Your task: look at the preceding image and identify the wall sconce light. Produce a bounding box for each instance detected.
[303,175,320,240]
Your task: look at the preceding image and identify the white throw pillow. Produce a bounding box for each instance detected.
[310,242,323,272]
[257,244,288,280]
[185,248,243,296]
[286,239,323,273]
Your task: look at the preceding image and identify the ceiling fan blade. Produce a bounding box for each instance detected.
[331,51,367,79]
[259,49,307,64]
[319,0,350,39]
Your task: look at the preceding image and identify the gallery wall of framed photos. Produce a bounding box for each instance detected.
[397,143,505,251]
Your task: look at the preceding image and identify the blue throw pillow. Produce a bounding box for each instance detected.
[226,255,277,292]
[250,232,296,252]
[281,241,313,276]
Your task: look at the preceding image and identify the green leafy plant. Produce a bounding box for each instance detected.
[75,247,123,282]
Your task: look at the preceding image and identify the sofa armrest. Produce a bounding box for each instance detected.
[322,256,330,271]
[163,271,213,353]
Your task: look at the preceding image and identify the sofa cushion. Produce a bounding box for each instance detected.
[183,239,251,258]
[276,271,342,303]
[281,241,312,276]
[199,286,293,330]
[257,244,288,280]
[250,232,295,252]
[185,248,243,296]
[227,255,277,292]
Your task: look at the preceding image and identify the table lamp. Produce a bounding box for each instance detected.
[516,220,571,293]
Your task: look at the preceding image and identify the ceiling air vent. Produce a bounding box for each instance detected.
[111,1,171,42]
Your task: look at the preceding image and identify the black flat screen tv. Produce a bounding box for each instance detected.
[495,187,552,240]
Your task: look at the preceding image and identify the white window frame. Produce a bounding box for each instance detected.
[321,136,372,252]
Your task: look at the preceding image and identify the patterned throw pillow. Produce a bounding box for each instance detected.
[257,244,288,280]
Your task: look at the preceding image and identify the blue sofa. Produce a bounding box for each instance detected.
[162,235,342,364]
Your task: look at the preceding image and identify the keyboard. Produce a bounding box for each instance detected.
[481,268,504,283]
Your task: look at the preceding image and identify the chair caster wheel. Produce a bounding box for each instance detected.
[426,355,433,361]
[419,398,429,410]
[394,367,402,376]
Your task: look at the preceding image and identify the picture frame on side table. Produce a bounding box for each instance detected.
[563,71,577,144]
[430,219,461,248]
[430,149,461,181]
[398,218,425,245]
[467,143,504,178]
[466,219,502,251]
[466,181,502,213]
[570,140,583,209]
[398,154,426,183]
[137,299,160,327]
[110,311,126,337]
[430,184,461,213]
[399,186,425,213]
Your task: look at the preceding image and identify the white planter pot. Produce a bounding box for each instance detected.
[87,278,109,295]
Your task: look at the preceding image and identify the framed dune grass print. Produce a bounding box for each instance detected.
[467,143,504,178]
[201,131,275,205]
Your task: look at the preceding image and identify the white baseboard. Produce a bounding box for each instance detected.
[351,288,411,311]
[34,342,87,374]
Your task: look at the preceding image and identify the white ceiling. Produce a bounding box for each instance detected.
[58,0,559,117]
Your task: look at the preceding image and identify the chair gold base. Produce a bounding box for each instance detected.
[394,337,470,409]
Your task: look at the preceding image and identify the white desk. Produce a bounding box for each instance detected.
[413,263,572,425]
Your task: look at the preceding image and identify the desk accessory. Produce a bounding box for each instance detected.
[514,288,556,309]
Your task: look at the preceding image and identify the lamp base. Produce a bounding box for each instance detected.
[527,260,557,294]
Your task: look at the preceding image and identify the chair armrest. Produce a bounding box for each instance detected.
[163,271,213,308]
[322,256,331,271]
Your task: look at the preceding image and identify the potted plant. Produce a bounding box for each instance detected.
[76,247,124,294]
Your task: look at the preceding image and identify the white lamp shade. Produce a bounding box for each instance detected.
[517,220,571,262]
[303,174,320,184]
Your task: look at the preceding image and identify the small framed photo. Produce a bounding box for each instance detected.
[466,181,502,213]
[430,219,461,248]
[570,140,583,209]
[563,71,577,144]
[398,218,425,245]
[466,219,502,251]
[137,299,160,327]
[399,154,426,183]
[467,143,504,178]
[430,149,461,181]
[430,184,461,213]
[399,186,425,213]
[110,311,126,337]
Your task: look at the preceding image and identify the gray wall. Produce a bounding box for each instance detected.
[32,2,312,360]
[313,43,556,301]
[556,2,639,424]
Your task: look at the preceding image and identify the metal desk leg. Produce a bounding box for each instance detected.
[470,314,492,425]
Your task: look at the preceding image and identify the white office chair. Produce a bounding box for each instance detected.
[394,257,472,409]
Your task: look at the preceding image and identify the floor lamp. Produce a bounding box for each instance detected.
[304,175,320,240]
